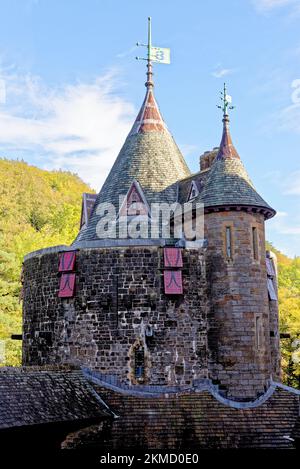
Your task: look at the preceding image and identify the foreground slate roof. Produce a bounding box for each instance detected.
[0,366,111,430]
[1,365,299,449]
[63,376,300,449]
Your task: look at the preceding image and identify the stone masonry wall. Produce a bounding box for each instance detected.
[22,246,208,386]
[205,210,273,400]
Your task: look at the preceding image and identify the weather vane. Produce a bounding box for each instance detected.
[135,17,171,87]
[217,83,235,118]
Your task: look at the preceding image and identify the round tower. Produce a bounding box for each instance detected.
[22,22,209,388]
[201,85,276,400]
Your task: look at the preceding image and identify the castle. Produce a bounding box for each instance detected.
[0,25,300,450]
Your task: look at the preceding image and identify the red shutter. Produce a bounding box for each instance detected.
[163,248,183,268]
[59,251,76,272]
[164,270,183,295]
[58,273,76,298]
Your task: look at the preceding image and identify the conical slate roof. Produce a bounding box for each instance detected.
[200,115,275,219]
[75,69,190,244]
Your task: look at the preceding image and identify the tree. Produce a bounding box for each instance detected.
[0,158,94,366]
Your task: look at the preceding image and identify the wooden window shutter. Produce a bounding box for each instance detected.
[58,273,76,298]
[267,278,277,301]
[164,270,183,295]
[266,258,276,277]
[59,251,76,272]
[163,248,183,268]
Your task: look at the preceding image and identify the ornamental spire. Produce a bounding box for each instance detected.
[216,83,239,160]
[217,82,235,119]
[130,18,171,136]
[136,17,171,89]
[146,16,153,89]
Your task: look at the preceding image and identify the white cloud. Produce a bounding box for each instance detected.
[270,208,300,234]
[179,143,199,157]
[273,79,300,133]
[290,45,300,57]
[211,68,235,79]
[278,102,300,133]
[282,171,300,195]
[276,210,289,217]
[0,69,135,190]
[267,210,300,257]
[252,0,298,12]
[116,46,137,59]
[263,168,300,197]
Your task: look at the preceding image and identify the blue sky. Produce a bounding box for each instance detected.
[0,0,299,256]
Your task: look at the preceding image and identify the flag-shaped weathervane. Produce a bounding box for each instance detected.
[136,17,171,65]
[217,83,235,118]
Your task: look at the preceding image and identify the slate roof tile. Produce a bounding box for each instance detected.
[0,366,111,429]
[198,117,276,218]
[67,384,300,449]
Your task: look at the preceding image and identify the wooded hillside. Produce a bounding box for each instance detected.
[0,158,94,365]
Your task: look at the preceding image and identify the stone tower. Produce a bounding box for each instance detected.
[21,45,279,401]
[201,103,277,398]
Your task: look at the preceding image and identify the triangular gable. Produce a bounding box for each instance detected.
[187,180,199,201]
[119,180,151,218]
[80,193,97,229]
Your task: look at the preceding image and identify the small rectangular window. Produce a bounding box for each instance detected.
[134,347,144,379]
[255,315,262,349]
[225,226,232,259]
[252,227,258,260]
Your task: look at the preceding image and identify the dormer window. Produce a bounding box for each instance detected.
[188,180,199,201]
[119,180,150,218]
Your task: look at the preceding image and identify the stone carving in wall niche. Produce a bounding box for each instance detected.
[148,291,157,310]
[128,338,151,385]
